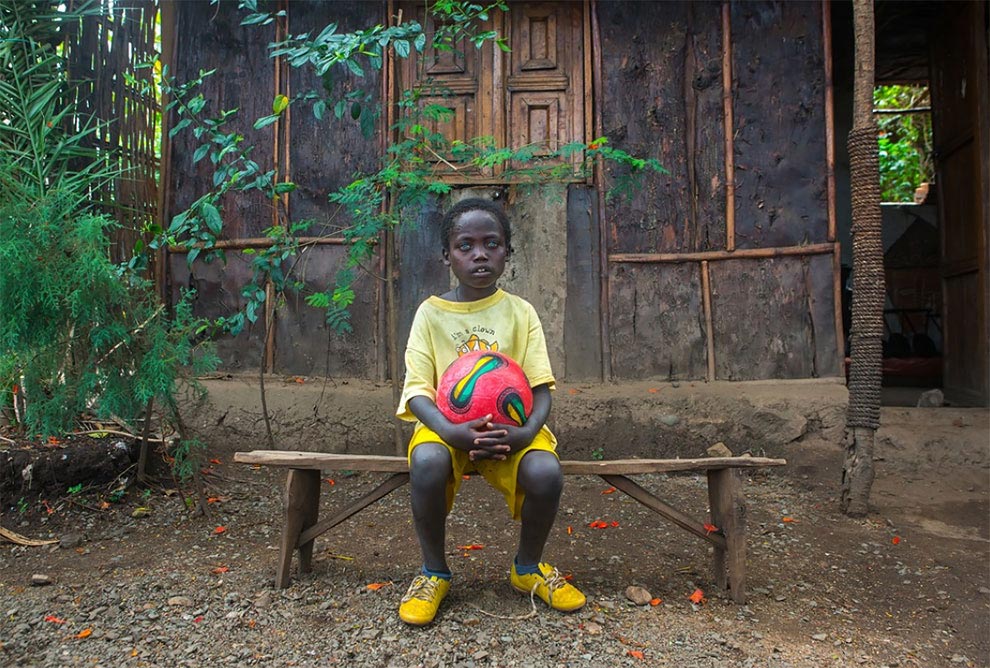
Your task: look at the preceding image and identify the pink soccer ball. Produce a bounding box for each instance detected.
[436,351,533,426]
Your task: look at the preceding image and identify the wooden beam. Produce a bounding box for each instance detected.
[823,0,837,242]
[600,474,726,549]
[610,243,835,264]
[707,468,747,603]
[277,469,320,588]
[591,0,612,381]
[701,260,716,381]
[234,451,786,474]
[721,1,736,252]
[297,473,410,547]
[832,241,846,375]
[168,236,347,253]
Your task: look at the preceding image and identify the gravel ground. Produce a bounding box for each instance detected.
[1,434,988,668]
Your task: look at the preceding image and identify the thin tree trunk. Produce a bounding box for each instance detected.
[840,0,883,517]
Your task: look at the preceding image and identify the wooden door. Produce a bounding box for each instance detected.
[930,1,989,405]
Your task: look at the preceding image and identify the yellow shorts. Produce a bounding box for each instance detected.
[408,424,557,520]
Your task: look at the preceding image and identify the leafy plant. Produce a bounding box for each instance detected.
[874,85,934,202]
[0,2,218,474]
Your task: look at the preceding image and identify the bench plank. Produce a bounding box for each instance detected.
[234,451,786,475]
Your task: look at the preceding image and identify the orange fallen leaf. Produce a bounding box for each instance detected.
[563,573,574,581]
[47,436,62,445]
[456,544,484,550]
[588,520,608,529]
[601,487,616,495]
[462,474,471,480]
[782,517,798,523]
[213,526,226,534]
[703,522,719,535]
[567,526,573,535]
[324,478,335,486]
[210,458,222,465]
[99,501,111,510]
[610,521,620,527]
[131,649,138,657]
[207,496,222,504]
[688,588,705,605]
[891,536,901,545]
[44,615,65,624]
[76,628,92,639]
[649,598,662,606]
[247,619,257,629]
[193,615,204,623]
[627,650,645,659]
[211,566,229,574]
[647,388,659,393]
[366,582,392,591]
[294,377,305,384]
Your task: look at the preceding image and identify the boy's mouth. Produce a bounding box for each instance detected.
[472,267,491,275]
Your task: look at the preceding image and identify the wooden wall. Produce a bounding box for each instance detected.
[165,1,382,375]
[164,0,843,383]
[598,0,841,381]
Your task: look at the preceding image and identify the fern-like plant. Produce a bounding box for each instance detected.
[0,1,218,446]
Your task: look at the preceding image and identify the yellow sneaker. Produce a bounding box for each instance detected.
[398,574,450,626]
[511,562,586,612]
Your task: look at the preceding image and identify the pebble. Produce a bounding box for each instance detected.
[624,585,653,606]
[30,574,51,586]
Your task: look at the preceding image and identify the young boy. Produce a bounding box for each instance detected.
[395,197,585,625]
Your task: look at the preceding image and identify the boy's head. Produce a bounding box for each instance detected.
[440,198,512,258]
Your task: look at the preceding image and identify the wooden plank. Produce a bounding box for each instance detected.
[701,260,716,381]
[608,263,707,380]
[297,473,410,548]
[600,475,725,549]
[234,451,786,474]
[610,243,834,263]
[598,2,724,254]
[277,469,320,588]
[710,256,837,380]
[730,1,828,249]
[564,185,602,380]
[707,468,746,603]
[273,246,379,377]
[722,1,735,252]
[590,1,611,380]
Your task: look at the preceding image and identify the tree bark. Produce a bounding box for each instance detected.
[840,0,883,517]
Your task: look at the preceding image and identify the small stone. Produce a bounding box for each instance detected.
[624,585,653,606]
[706,442,734,458]
[659,414,680,427]
[167,596,194,607]
[811,633,827,641]
[583,622,602,635]
[254,591,272,609]
[30,574,51,586]
[58,533,85,549]
[950,656,970,664]
[916,389,944,407]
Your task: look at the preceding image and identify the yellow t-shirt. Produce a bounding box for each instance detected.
[396,289,556,430]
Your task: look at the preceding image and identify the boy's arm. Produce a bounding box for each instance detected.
[408,395,511,461]
[472,383,552,455]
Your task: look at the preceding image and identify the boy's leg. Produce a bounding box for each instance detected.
[401,441,454,626]
[511,449,585,612]
[516,449,563,565]
[409,441,453,573]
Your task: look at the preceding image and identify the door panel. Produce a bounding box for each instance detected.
[931,1,989,405]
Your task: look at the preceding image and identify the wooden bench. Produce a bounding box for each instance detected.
[233,451,786,603]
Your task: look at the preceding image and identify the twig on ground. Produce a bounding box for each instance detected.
[0,434,16,444]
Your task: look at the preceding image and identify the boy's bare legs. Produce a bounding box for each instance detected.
[409,442,452,573]
[516,450,563,565]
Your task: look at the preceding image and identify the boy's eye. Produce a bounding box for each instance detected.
[486,240,500,249]
[458,243,471,251]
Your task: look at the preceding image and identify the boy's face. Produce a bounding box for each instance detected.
[443,210,507,300]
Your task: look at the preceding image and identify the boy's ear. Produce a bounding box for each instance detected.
[442,248,450,265]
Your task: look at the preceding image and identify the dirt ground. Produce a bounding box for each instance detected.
[0,381,988,667]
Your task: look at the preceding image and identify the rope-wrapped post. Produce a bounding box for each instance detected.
[845,126,885,431]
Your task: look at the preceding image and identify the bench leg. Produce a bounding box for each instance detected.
[276,468,320,588]
[707,468,747,603]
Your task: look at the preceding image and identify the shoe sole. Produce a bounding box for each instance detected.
[512,582,586,612]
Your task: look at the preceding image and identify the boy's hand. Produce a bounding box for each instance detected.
[443,414,510,461]
[472,423,534,455]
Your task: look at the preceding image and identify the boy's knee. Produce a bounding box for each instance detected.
[519,451,563,497]
[410,443,452,487]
